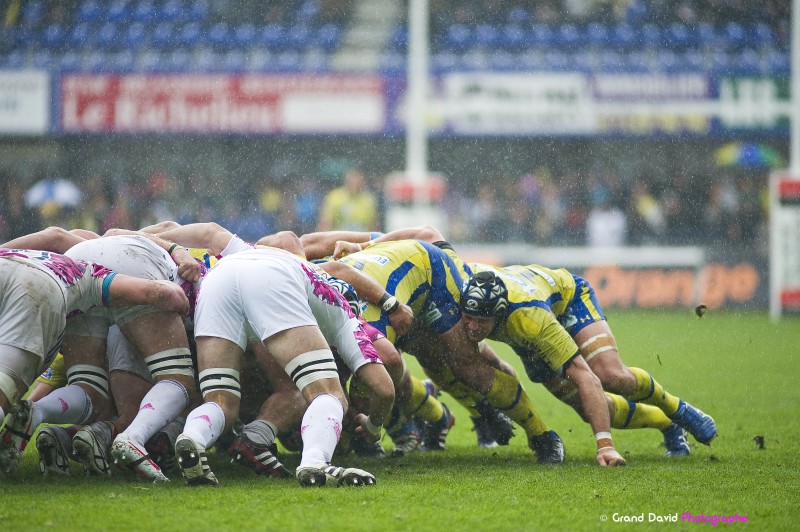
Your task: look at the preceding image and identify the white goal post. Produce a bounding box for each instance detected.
[770,173,800,319]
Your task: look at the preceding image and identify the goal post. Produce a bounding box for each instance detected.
[770,172,800,319]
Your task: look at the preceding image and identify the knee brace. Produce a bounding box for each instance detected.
[198,368,241,399]
[578,333,617,363]
[284,349,338,391]
[144,347,194,379]
[0,371,21,405]
[67,364,109,398]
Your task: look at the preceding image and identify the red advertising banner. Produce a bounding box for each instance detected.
[61,74,385,134]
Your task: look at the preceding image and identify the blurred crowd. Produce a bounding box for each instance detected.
[0,164,769,253]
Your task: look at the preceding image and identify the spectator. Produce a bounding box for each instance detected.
[316,166,379,232]
[586,185,627,247]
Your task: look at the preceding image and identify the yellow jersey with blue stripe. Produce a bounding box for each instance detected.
[339,239,471,343]
[36,353,66,388]
[469,263,604,382]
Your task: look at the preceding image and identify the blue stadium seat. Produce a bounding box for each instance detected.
[571,49,594,72]
[207,22,233,50]
[286,25,312,49]
[234,24,258,49]
[610,23,637,51]
[474,24,499,49]
[95,22,120,50]
[40,24,66,50]
[275,50,302,71]
[664,22,696,51]
[543,50,569,71]
[223,50,247,71]
[597,50,625,72]
[736,49,762,74]
[681,49,705,71]
[555,23,582,50]
[110,50,136,71]
[297,0,320,24]
[489,50,516,70]
[261,24,288,51]
[132,0,158,24]
[139,49,162,71]
[639,23,662,48]
[1,50,25,69]
[508,6,530,24]
[58,50,81,71]
[388,25,407,51]
[379,52,406,73]
[517,50,546,71]
[654,49,679,72]
[107,0,130,24]
[696,23,719,48]
[586,22,610,48]
[709,50,733,73]
[31,50,53,69]
[177,22,201,48]
[722,22,748,50]
[151,22,176,49]
[529,24,554,48]
[68,22,92,49]
[161,0,184,23]
[76,0,102,25]
[443,24,472,53]
[8,26,35,49]
[767,51,789,74]
[751,23,775,48]
[21,1,45,26]
[500,24,526,51]
[84,50,107,71]
[303,50,329,71]
[315,23,341,51]
[187,0,211,23]
[194,48,218,71]
[626,50,650,72]
[430,52,459,72]
[122,22,149,50]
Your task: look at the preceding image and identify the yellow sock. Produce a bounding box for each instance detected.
[628,367,681,417]
[486,369,549,437]
[609,393,672,430]
[424,367,481,417]
[402,375,444,423]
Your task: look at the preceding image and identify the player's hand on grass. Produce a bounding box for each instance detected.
[388,302,414,337]
[597,446,626,467]
[333,240,362,259]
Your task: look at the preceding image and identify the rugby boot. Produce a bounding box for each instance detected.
[36,425,74,476]
[111,433,169,482]
[388,419,421,458]
[72,421,113,477]
[662,423,691,457]
[175,435,218,486]
[228,433,292,478]
[474,398,515,446]
[296,463,376,487]
[528,430,565,464]
[350,435,386,458]
[421,403,455,451]
[0,400,38,475]
[672,400,717,445]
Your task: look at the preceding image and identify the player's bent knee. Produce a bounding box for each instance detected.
[144,348,194,379]
[67,364,109,398]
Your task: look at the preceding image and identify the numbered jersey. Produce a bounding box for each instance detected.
[338,239,471,343]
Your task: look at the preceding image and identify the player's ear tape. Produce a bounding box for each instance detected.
[578,333,617,363]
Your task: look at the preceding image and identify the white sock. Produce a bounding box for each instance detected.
[181,402,226,449]
[33,385,92,426]
[123,380,189,445]
[298,394,344,469]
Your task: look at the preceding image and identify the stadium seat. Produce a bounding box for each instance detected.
[461,50,489,70]
[654,49,679,72]
[379,52,406,73]
[597,50,625,72]
[58,50,81,71]
[1,50,25,69]
[722,22,748,50]
[709,50,733,74]
[261,24,288,51]
[177,22,202,49]
[751,22,776,48]
[21,0,45,26]
[40,25,66,50]
[247,50,273,72]
[626,50,650,72]
[138,49,162,71]
[121,22,149,51]
[474,24,499,49]
[234,24,258,49]
[315,23,341,51]
[84,50,107,72]
[76,0,102,25]
[31,50,53,69]
[529,24,554,48]
[107,0,130,24]
[303,50,329,71]
[507,6,530,24]
[766,51,789,74]
[194,48,218,71]
[222,50,247,72]
[664,23,696,51]
[95,22,120,50]
[736,48,762,74]
[696,23,719,49]
[286,25,312,50]
[296,0,321,24]
[610,23,637,51]
[161,0,184,23]
[110,50,136,71]
[586,22,610,48]
[639,23,662,48]
[275,50,302,71]
[388,25,407,52]
[207,22,233,50]
[555,23,582,50]
[500,24,526,51]
[430,52,458,72]
[517,50,546,71]
[681,49,705,72]
[443,24,473,53]
[489,50,516,71]
[68,23,92,49]
[186,0,211,23]
[543,50,569,71]
[131,1,157,23]
[151,23,176,50]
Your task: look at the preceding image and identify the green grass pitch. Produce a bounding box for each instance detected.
[1,310,798,531]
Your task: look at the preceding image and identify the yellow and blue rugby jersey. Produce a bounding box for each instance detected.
[188,247,219,269]
[339,239,471,342]
[469,263,579,372]
[35,352,66,388]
